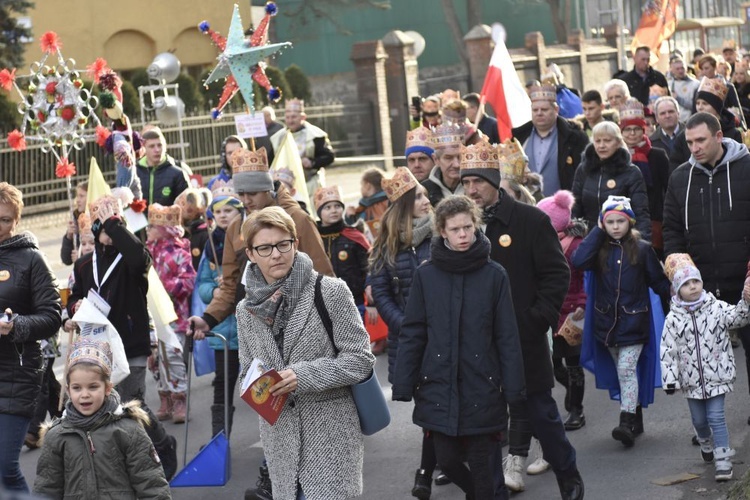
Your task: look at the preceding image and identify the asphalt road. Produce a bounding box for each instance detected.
[16,165,750,499]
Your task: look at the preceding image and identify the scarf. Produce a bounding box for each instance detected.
[402,213,434,247]
[672,289,708,313]
[63,389,122,432]
[244,252,314,354]
[430,230,491,274]
[629,135,653,187]
[482,197,502,225]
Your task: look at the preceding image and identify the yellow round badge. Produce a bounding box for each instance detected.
[191,248,201,257]
[0,270,10,281]
[606,179,616,189]
[338,250,349,261]
[499,234,512,247]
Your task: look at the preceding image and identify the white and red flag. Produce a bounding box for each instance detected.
[480,38,531,141]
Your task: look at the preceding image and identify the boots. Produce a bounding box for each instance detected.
[171,392,187,424]
[502,454,525,492]
[411,468,432,500]
[696,435,714,462]
[154,434,178,481]
[632,405,644,436]
[714,447,735,481]
[612,411,636,447]
[156,391,173,421]
[564,370,586,431]
[244,464,273,500]
[211,404,236,437]
[556,466,584,500]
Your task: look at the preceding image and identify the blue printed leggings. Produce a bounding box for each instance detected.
[608,344,643,413]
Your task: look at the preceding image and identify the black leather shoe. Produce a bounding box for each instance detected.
[564,408,586,431]
[434,472,451,486]
[557,467,584,500]
[411,469,432,499]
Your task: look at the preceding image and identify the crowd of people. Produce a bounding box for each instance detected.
[2,40,750,500]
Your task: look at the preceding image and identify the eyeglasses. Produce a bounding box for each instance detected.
[252,239,295,257]
[622,127,643,134]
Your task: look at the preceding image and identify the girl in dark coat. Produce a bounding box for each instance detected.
[393,195,525,500]
[572,195,670,448]
[369,167,436,498]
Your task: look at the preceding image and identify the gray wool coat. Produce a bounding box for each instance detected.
[237,271,375,500]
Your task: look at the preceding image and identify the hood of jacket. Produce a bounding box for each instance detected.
[580,143,632,174]
[0,232,38,251]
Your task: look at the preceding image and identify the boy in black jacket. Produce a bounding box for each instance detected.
[67,194,178,479]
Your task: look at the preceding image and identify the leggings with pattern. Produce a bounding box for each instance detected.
[608,344,643,413]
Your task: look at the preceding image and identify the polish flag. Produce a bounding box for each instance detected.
[480,38,531,141]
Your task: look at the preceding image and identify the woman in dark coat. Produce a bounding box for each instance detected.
[571,121,652,241]
[0,182,62,491]
[393,195,525,499]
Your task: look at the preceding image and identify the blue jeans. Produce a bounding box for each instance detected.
[688,394,729,449]
[0,413,31,491]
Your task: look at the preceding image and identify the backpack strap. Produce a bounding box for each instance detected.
[314,274,339,356]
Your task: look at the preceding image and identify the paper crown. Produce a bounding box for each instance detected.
[498,138,528,181]
[314,185,344,212]
[460,141,499,170]
[441,101,467,123]
[698,77,728,102]
[663,253,697,282]
[540,72,560,86]
[432,123,462,150]
[286,98,304,113]
[210,178,235,199]
[231,147,269,175]
[405,126,434,152]
[528,84,557,102]
[619,98,645,121]
[68,338,113,376]
[148,203,182,227]
[77,213,92,236]
[273,168,295,187]
[382,167,419,203]
[175,187,211,214]
[89,195,122,223]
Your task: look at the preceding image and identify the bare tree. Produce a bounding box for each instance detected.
[283,0,390,36]
[546,0,568,43]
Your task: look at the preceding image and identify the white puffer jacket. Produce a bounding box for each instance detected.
[661,293,750,400]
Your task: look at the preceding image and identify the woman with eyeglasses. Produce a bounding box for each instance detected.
[237,206,375,500]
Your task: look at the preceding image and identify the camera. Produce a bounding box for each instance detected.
[411,95,422,116]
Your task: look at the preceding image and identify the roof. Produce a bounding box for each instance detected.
[676,17,745,32]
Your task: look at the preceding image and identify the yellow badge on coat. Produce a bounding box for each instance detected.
[499,234,512,247]
[566,156,573,165]
[606,179,616,189]
[209,262,216,271]
[338,250,349,261]
[0,270,10,281]
[192,248,201,257]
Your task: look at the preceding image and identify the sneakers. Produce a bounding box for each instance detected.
[526,439,550,475]
[245,465,273,500]
[714,447,735,482]
[696,435,713,462]
[503,454,525,492]
[411,469,431,500]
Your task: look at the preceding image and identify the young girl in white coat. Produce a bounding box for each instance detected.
[660,254,750,481]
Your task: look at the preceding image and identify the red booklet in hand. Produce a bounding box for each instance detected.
[240,359,288,425]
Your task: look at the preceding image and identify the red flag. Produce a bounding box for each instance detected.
[480,38,531,141]
[630,0,678,56]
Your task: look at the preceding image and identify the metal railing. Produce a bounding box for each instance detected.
[0,103,377,215]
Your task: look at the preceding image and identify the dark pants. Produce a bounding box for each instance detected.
[213,349,240,407]
[0,413,31,491]
[420,430,438,475]
[507,400,533,457]
[433,432,499,500]
[527,389,577,474]
[738,325,750,394]
[116,365,167,444]
[28,358,62,437]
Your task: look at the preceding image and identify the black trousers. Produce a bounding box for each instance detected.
[28,358,62,437]
[212,349,240,407]
[432,431,500,500]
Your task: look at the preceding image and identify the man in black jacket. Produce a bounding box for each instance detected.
[464,92,500,144]
[460,156,583,499]
[512,84,589,197]
[650,96,683,157]
[620,46,670,106]
[135,127,189,210]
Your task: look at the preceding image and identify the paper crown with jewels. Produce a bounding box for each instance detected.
[210,178,236,199]
[528,84,557,102]
[230,147,269,174]
[88,195,123,223]
[148,203,182,227]
[698,77,728,102]
[405,126,435,156]
[285,98,304,113]
[619,98,645,121]
[432,123,462,150]
[313,185,344,212]
[382,167,419,203]
[460,141,500,188]
[68,338,113,376]
[273,168,296,187]
[663,253,698,283]
[77,213,92,236]
[498,138,528,182]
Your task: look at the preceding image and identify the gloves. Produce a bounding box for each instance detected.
[664,384,676,395]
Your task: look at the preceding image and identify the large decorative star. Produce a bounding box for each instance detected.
[201,2,291,117]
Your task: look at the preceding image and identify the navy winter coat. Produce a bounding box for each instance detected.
[572,226,670,347]
[370,237,431,383]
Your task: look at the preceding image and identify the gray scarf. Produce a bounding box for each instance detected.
[244,252,314,353]
[401,213,434,248]
[63,389,122,432]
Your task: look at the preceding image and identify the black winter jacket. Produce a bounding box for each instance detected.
[393,233,525,436]
[318,221,369,306]
[571,145,652,240]
[663,139,750,303]
[68,218,153,359]
[370,236,432,383]
[135,156,189,208]
[484,191,570,393]
[512,116,590,192]
[571,226,670,346]
[619,67,670,106]
[0,233,62,418]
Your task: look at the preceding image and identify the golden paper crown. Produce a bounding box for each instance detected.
[528,84,557,102]
[175,187,211,214]
[273,168,295,187]
[88,195,122,223]
[498,138,528,181]
[231,147,269,175]
[460,141,499,171]
[77,213,92,236]
[68,338,113,376]
[148,203,182,227]
[286,98,304,113]
[663,253,697,282]
[432,123,462,150]
[441,100,467,123]
[540,72,560,86]
[405,126,434,151]
[698,77,728,101]
[314,185,344,212]
[619,98,645,121]
[382,167,418,203]
[210,179,235,199]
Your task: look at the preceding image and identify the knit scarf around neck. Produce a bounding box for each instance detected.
[672,289,708,312]
[63,389,122,432]
[629,135,653,187]
[430,230,491,274]
[401,213,434,248]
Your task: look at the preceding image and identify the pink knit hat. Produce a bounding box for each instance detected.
[537,190,575,232]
